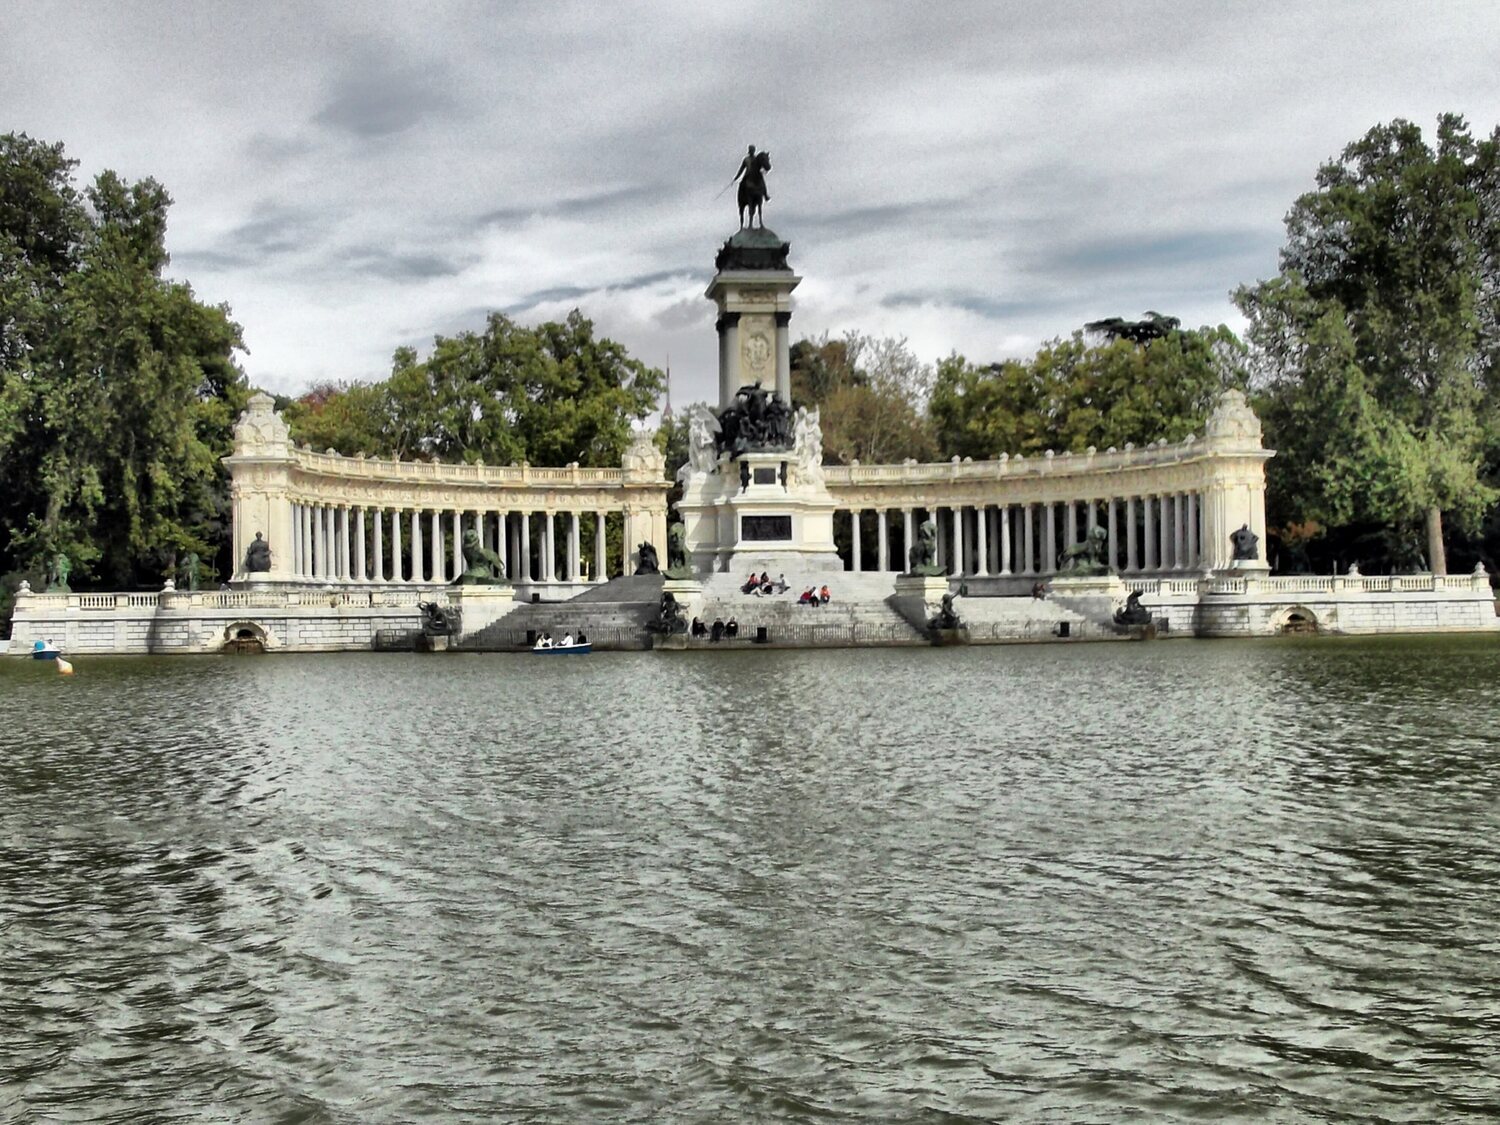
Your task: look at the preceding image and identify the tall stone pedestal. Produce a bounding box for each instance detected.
[679,450,840,574]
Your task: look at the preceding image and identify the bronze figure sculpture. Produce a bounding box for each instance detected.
[735,145,772,229]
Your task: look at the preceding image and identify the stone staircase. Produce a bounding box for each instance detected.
[688,571,927,647]
[458,575,663,651]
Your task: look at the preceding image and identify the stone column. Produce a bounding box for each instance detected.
[1086,500,1098,535]
[312,506,325,579]
[999,505,1012,574]
[1171,493,1185,570]
[1124,497,1138,572]
[952,507,964,576]
[774,311,792,405]
[1187,492,1200,569]
[452,511,463,579]
[408,510,421,582]
[355,508,367,580]
[508,514,521,580]
[289,503,301,576]
[876,510,889,571]
[301,504,312,577]
[519,512,532,582]
[1105,498,1117,571]
[1158,495,1172,572]
[1044,503,1057,573]
[903,509,914,570]
[594,512,607,582]
[543,512,556,582]
[717,312,741,408]
[1141,496,1155,571]
[1022,505,1035,574]
[850,510,862,572]
[975,505,989,576]
[427,510,441,583]
[338,507,351,580]
[391,509,404,582]
[1066,502,1079,549]
[567,510,579,582]
[372,509,384,581]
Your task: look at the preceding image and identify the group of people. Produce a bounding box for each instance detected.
[691,617,739,642]
[533,631,587,649]
[741,571,789,596]
[798,585,832,607]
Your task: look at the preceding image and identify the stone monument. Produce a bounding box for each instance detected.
[676,148,841,574]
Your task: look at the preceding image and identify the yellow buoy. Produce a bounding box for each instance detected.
[56,657,74,675]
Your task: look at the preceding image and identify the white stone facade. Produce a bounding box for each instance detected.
[226,394,670,586]
[825,391,1271,577]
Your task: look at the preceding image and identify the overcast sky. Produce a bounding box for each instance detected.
[4,1,1497,404]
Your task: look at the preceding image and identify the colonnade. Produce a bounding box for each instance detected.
[285,503,626,583]
[837,492,1205,575]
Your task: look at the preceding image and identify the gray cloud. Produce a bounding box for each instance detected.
[3,0,1494,400]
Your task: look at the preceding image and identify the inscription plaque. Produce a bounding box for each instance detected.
[741,515,793,541]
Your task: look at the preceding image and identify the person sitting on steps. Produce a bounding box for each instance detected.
[819,584,831,605]
[726,617,739,638]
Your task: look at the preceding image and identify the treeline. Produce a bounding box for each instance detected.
[4,114,1498,624]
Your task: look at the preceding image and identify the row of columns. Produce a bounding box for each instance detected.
[286,504,621,584]
[840,494,1205,575]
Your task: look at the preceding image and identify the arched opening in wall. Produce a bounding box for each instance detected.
[223,621,267,653]
[1275,606,1319,635]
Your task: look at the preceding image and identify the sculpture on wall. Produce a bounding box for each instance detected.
[418,601,457,637]
[929,591,964,631]
[1059,526,1109,575]
[45,552,72,593]
[646,591,689,634]
[682,403,722,479]
[791,405,825,485]
[454,528,508,585]
[907,518,943,576]
[1230,524,1260,561]
[1113,590,1153,626]
[715,383,793,458]
[635,541,660,575]
[244,533,272,573]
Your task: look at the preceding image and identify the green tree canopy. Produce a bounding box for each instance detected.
[790,331,936,463]
[929,324,1244,460]
[0,132,247,604]
[284,310,664,468]
[1236,114,1500,571]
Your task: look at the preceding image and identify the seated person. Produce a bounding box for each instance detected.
[535,633,552,649]
[819,584,831,605]
[725,617,739,638]
[561,632,574,647]
[797,587,812,604]
[774,573,788,593]
[710,618,725,642]
[758,578,774,595]
[576,632,588,645]
[691,616,707,637]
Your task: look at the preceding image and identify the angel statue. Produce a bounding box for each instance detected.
[681,403,722,481]
[792,405,825,485]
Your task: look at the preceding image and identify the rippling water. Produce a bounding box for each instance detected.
[2,638,1499,1122]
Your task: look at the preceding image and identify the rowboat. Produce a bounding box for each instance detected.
[31,641,61,661]
[531,642,592,655]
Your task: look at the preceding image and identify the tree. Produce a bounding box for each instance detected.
[1236,115,1500,572]
[929,324,1244,460]
[790,331,936,463]
[285,311,664,468]
[0,132,247,608]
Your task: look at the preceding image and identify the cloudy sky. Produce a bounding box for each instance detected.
[4,1,1497,404]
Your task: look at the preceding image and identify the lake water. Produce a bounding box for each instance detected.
[2,639,1498,1122]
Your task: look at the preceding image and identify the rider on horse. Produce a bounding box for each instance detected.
[735,145,771,228]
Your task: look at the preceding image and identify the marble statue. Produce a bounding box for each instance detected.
[683,403,722,478]
[792,405,825,485]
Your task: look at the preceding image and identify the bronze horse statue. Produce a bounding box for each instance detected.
[738,149,771,229]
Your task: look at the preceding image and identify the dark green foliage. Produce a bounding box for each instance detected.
[284,310,664,469]
[1236,114,1500,570]
[0,132,247,610]
[930,325,1244,460]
